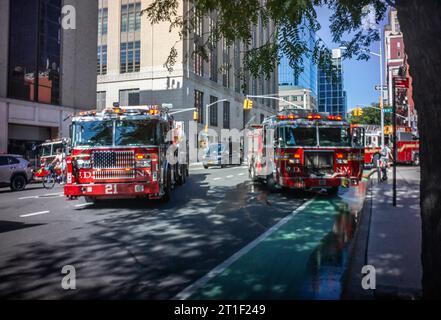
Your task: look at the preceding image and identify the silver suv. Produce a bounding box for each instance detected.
[0,154,33,191]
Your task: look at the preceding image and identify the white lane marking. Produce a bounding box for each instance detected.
[19,192,64,200]
[74,203,92,208]
[20,211,50,218]
[44,192,63,196]
[226,175,234,178]
[19,196,39,200]
[238,173,245,176]
[213,177,222,181]
[173,197,316,300]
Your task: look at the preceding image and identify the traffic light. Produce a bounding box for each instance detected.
[193,110,199,121]
[352,108,363,117]
[243,98,253,110]
[383,107,392,113]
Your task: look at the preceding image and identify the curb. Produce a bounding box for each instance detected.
[341,176,375,300]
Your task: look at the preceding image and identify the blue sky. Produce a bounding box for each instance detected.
[315,6,389,111]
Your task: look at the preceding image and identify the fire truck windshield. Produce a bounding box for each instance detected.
[72,120,113,147]
[115,120,158,146]
[281,127,316,147]
[318,127,351,147]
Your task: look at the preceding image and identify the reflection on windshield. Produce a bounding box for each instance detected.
[319,128,350,147]
[281,127,317,147]
[115,120,158,146]
[73,121,113,147]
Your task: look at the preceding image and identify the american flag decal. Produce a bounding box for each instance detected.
[92,151,135,169]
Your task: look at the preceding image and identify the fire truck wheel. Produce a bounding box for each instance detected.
[85,196,97,204]
[176,165,186,185]
[266,174,278,193]
[161,168,172,203]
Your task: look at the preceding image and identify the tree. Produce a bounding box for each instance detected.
[144,0,441,298]
[349,103,392,125]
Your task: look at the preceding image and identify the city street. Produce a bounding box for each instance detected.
[0,165,366,300]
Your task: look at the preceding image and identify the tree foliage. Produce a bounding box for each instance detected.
[142,0,388,85]
[349,103,392,125]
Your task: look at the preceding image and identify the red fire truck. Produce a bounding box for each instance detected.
[64,105,188,203]
[395,129,419,165]
[247,110,365,194]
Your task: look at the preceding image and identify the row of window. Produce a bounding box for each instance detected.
[98,42,141,75]
[99,2,141,36]
[194,90,230,129]
[96,89,231,130]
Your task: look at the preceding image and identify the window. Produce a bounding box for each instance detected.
[260,114,265,124]
[121,2,141,32]
[223,101,230,129]
[119,89,140,106]
[120,41,140,73]
[209,96,218,126]
[97,45,107,75]
[222,39,230,88]
[194,90,204,124]
[97,91,106,110]
[8,0,61,104]
[98,7,108,35]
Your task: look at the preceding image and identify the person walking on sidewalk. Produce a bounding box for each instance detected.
[378,144,393,182]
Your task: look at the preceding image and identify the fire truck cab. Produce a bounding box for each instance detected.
[247,109,365,194]
[64,105,188,203]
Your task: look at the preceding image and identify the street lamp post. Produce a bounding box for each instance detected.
[340,39,385,148]
[246,94,306,110]
[205,99,227,133]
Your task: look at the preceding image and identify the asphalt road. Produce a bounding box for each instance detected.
[0,164,316,299]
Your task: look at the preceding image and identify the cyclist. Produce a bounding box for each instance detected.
[49,148,65,184]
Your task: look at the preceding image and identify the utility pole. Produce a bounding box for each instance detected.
[379,31,385,150]
[392,78,397,207]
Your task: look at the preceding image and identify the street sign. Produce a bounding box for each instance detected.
[394,77,409,88]
[384,107,392,113]
[162,103,173,109]
[375,85,387,91]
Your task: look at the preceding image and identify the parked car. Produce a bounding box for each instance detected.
[0,154,33,191]
[202,142,243,169]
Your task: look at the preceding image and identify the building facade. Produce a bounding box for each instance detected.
[278,86,317,111]
[0,0,98,158]
[384,8,416,129]
[317,48,347,117]
[96,0,278,140]
[278,27,317,111]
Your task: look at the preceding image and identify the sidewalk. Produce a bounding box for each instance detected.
[343,166,422,299]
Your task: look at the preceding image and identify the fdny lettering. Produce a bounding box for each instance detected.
[80,172,92,179]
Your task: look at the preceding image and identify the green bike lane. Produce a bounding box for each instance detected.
[176,180,368,300]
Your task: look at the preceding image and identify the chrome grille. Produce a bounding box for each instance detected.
[94,169,135,180]
[304,151,334,175]
[92,150,134,169]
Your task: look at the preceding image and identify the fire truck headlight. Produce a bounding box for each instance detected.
[77,159,91,169]
[337,159,348,164]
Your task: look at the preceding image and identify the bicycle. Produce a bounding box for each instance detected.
[39,166,64,189]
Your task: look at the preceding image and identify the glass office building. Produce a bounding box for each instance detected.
[278,28,317,97]
[317,49,347,116]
